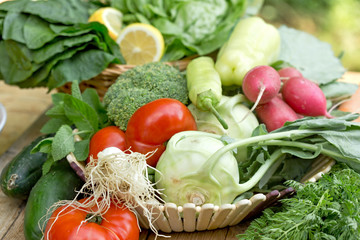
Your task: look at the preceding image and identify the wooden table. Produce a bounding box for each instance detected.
[1,72,359,239]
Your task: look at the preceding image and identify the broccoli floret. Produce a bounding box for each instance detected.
[104,62,189,130]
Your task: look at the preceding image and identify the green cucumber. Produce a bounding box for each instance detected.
[24,160,83,240]
[1,135,48,199]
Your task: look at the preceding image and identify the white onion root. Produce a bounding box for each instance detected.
[45,148,166,239]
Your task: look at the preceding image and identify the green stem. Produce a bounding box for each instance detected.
[73,130,92,138]
[199,129,313,175]
[258,140,355,161]
[86,214,103,225]
[235,149,285,194]
[203,98,228,130]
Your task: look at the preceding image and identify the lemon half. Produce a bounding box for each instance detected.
[88,7,123,41]
[116,23,165,65]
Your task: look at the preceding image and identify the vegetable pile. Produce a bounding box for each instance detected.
[1,1,360,239]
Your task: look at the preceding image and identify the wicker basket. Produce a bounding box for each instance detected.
[61,56,336,233]
[66,148,335,233]
[132,155,335,233]
[56,56,198,98]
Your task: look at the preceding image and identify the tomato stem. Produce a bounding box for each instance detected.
[86,214,103,225]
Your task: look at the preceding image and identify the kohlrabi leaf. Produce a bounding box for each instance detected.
[278,25,346,85]
[320,81,358,101]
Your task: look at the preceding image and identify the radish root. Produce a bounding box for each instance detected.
[239,82,266,123]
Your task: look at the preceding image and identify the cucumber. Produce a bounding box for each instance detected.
[0,135,48,199]
[24,160,83,240]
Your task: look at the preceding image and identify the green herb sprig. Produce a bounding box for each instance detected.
[32,82,109,174]
[237,165,360,240]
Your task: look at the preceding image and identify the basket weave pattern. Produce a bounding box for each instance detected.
[66,150,334,233]
[57,58,195,98]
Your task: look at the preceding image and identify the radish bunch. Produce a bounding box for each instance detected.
[242,65,331,132]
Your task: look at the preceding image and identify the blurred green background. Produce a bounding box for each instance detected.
[260,0,360,72]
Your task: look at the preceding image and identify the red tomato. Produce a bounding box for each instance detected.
[87,126,126,163]
[44,198,139,240]
[126,98,197,167]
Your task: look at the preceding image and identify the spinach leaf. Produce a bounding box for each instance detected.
[0,0,89,24]
[0,40,42,84]
[18,44,88,88]
[0,0,122,88]
[47,49,120,89]
[31,34,97,63]
[23,15,57,49]
[2,12,27,44]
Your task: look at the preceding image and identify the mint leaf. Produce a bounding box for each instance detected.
[71,80,82,100]
[63,95,99,136]
[45,104,66,119]
[52,125,75,161]
[51,92,67,105]
[73,139,90,161]
[31,137,53,154]
[40,118,70,134]
[82,88,108,128]
[42,157,55,175]
[278,25,346,85]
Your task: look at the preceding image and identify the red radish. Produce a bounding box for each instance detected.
[281,76,332,118]
[242,65,281,104]
[278,67,303,83]
[256,96,299,132]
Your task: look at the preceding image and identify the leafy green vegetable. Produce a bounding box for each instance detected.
[237,166,360,239]
[0,40,42,84]
[0,0,123,89]
[320,81,359,102]
[155,114,360,206]
[99,0,251,61]
[0,0,89,25]
[31,34,97,64]
[32,82,109,174]
[52,125,75,161]
[47,49,119,89]
[23,15,57,49]
[278,25,346,85]
[2,12,27,43]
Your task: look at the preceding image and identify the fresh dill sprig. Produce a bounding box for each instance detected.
[237,165,360,240]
